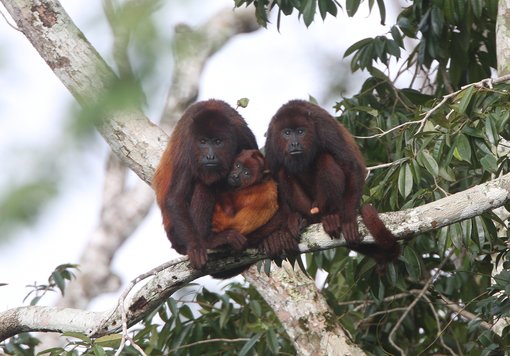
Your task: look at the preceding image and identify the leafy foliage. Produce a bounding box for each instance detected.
[233,0,510,354]
[14,284,294,356]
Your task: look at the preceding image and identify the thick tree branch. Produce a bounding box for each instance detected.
[1,172,510,341]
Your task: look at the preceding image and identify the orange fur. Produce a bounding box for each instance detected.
[212,179,278,234]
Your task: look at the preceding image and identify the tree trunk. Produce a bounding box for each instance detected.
[244,262,366,356]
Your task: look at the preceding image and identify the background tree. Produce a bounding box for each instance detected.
[1,0,510,355]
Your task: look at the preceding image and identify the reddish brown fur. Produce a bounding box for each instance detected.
[153,100,258,269]
[265,100,400,269]
[211,149,278,235]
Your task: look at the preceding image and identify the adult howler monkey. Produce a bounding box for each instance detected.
[265,100,400,269]
[153,99,259,269]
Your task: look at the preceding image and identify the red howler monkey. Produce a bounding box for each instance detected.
[211,149,278,239]
[208,148,292,279]
[265,99,400,270]
[153,99,258,270]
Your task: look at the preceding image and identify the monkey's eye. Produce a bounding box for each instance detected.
[235,163,241,168]
[282,129,291,136]
[199,138,207,145]
[297,128,305,135]
[214,138,222,145]
[243,170,250,176]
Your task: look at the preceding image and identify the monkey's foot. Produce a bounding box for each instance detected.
[187,246,208,270]
[287,212,307,238]
[261,229,298,257]
[225,230,248,251]
[322,214,342,239]
[342,221,360,245]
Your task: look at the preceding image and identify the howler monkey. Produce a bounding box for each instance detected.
[265,100,400,269]
[153,99,259,269]
[211,149,278,239]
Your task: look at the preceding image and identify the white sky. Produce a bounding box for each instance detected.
[0,0,397,310]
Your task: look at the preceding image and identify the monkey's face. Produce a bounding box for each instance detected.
[272,115,316,174]
[192,115,237,185]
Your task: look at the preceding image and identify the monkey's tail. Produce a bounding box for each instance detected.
[359,204,400,264]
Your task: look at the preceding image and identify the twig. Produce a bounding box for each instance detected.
[167,337,251,354]
[367,158,407,172]
[0,8,20,31]
[109,258,188,356]
[388,250,454,355]
[421,294,458,356]
[438,293,492,331]
[355,74,510,140]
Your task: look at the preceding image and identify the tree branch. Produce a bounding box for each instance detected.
[243,262,366,355]
[1,171,509,341]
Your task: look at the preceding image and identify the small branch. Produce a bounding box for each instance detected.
[438,294,493,331]
[421,294,458,356]
[388,250,453,355]
[0,7,20,31]
[355,74,510,140]
[168,338,251,354]
[366,158,407,172]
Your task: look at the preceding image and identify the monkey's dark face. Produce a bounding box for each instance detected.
[281,127,306,156]
[197,136,226,168]
[192,114,237,185]
[228,161,252,188]
[227,150,265,189]
[272,115,317,174]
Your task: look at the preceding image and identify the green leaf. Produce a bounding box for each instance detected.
[61,332,91,343]
[344,37,373,58]
[179,304,194,320]
[453,134,472,162]
[430,6,444,36]
[403,246,422,280]
[95,334,123,348]
[239,334,262,356]
[318,0,337,19]
[302,0,317,27]
[51,271,66,295]
[417,150,439,177]
[480,154,498,173]
[485,116,499,145]
[398,163,413,198]
[457,85,475,114]
[346,0,362,17]
[266,328,279,353]
[470,0,483,18]
[376,0,386,25]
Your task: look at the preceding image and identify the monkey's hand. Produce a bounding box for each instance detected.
[322,213,342,239]
[225,230,248,251]
[187,244,208,270]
